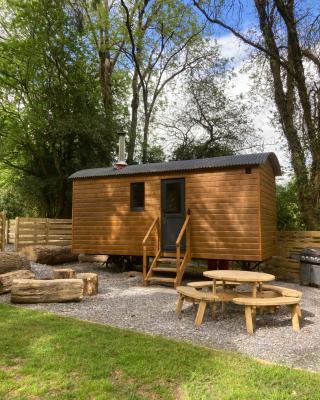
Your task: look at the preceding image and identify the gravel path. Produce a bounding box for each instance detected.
[1,261,319,372]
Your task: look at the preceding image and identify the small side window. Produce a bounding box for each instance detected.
[131,182,145,211]
[245,167,252,174]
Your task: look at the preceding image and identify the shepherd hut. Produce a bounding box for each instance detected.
[69,150,281,287]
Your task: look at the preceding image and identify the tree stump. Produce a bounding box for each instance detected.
[76,273,98,296]
[20,245,78,265]
[53,268,76,279]
[11,279,83,303]
[0,270,35,294]
[0,252,30,274]
[78,254,109,263]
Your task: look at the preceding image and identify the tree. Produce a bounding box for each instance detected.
[161,42,259,160]
[194,0,320,229]
[70,0,127,138]
[0,0,126,217]
[120,0,207,163]
[277,179,304,230]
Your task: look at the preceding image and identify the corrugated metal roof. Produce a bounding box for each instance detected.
[69,152,281,180]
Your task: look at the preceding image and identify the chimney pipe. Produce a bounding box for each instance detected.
[114,132,127,170]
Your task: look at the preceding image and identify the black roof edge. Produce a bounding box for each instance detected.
[69,152,282,180]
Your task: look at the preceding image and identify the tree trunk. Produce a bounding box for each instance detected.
[255,0,319,229]
[20,245,78,265]
[53,268,76,279]
[0,253,30,274]
[76,273,98,296]
[0,270,35,294]
[99,51,114,131]
[142,113,151,163]
[127,67,140,164]
[11,279,84,303]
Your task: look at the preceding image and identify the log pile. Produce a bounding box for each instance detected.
[11,279,84,303]
[20,245,78,265]
[0,270,35,294]
[53,268,76,279]
[0,252,30,274]
[76,273,98,296]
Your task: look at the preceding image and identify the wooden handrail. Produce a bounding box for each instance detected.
[175,210,191,286]
[143,216,160,283]
[142,216,159,245]
[176,210,191,246]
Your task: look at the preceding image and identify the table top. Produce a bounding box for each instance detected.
[203,270,275,283]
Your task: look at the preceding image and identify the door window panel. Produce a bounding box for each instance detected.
[166,183,181,213]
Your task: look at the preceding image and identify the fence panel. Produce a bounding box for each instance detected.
[263,231,320,282]
[7,219,15,244]
[0,213,5,251]
[15,218,72,250]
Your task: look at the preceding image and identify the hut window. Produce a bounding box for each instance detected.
[131,182,145,211]
[245,167,252,174]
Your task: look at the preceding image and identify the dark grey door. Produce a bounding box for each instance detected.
[161,178,185,252]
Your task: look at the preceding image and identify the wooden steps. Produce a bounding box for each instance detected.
[158,257,183,264]
[143,212,191,288]
[144,252,190,288]
[148,277,176,283]
[152,267,177,273]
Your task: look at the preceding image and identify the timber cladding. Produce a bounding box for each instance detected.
[72,164,277,262]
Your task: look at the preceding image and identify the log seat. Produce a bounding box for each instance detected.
[233,296,301,334]
[76,273,98,296]
[11,279,84,304]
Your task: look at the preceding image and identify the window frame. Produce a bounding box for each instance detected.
[130,182,145,212]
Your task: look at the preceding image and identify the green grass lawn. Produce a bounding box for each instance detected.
[0,304,319,400]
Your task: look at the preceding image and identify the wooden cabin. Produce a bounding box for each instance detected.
[69,152,281,287]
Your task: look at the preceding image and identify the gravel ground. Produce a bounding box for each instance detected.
[0,261,319,372]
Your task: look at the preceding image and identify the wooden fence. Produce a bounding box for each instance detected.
[14,218,72,250]
[262,231,320,282]
[6,219,15,244]
[0,213,5,251]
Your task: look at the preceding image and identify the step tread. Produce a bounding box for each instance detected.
[158,258,182,264]
[152,267,177,273]
[147,277,176,283]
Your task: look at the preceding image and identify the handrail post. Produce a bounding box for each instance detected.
[157,217,161,252]
[176,243,180,271]
[143,245,147,282]
[142,216,160,284]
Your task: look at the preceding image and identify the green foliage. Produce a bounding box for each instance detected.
[0,304,319,399]
[172,141,234,161]
[144,144,166,163]
[277,180,305,230]
[0,0,129,217]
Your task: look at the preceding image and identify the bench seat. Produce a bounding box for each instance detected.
[176,286,251,326]
[233,296,301,334]
[262,284,302,298]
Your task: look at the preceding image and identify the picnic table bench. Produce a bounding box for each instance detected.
[233,296,301,334]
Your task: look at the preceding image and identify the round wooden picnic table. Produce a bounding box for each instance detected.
[203,270,275,298]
